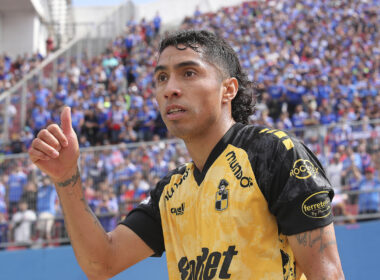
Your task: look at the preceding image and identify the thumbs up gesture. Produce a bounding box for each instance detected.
[29,107,80,182]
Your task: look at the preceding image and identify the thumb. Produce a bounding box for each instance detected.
[61,107,73,134]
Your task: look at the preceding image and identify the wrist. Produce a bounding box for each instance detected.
[53,166,80,188]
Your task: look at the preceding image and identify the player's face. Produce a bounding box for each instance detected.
[154,46,225,140]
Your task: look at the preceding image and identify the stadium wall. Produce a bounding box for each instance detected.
[73,6,120,38]
[1,11,36,57]
[0,221,379,279]
[0,13,2,49]
[0,0,51,58]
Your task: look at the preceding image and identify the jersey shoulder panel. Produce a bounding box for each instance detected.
[230,125,334,234]
[229,125,294,199]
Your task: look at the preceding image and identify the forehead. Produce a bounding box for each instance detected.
[157,45,206,67]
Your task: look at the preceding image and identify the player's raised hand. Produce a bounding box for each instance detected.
[29,107,80,181]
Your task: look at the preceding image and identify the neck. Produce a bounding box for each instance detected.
[184,118,235,172]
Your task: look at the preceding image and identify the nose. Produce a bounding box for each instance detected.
[164,76,182,99]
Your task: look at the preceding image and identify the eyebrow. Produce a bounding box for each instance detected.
[154,60,201,75]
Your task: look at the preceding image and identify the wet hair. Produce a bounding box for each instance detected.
[158,30,256,124]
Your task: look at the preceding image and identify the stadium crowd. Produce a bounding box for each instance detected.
[0,53,45,95]
[0,0,379,247]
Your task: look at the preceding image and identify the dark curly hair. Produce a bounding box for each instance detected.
[158,30,256,124]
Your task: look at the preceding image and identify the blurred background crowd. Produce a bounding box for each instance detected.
[0,0,379,248]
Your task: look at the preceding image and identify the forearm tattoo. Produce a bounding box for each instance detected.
[56,168,80,188]
[295,227,337,253]
[81,196,108,237]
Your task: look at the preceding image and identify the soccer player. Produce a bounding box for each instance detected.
[28,30,345,279]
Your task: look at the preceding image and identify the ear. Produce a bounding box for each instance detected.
[221,77,238,104]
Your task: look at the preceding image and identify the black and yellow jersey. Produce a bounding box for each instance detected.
[120,123,334,279]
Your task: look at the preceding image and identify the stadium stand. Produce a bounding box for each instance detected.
[0,0,379,249]
[0,53,45,94]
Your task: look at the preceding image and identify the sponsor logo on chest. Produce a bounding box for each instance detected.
[165,168,190,201]
[171,203,185,215]
[178,245,238,279]
[225,151,254,188]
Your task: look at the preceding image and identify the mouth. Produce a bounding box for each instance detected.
[167,108,186,115]
[165,105,187,120]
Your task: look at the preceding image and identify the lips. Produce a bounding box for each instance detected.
[168,108,185,114]
[165,104,187,120]
[166,104,186,114]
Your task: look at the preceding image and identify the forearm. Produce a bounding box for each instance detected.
[289,224,345,280]
[29,108,152,278]
[53,166,113,279]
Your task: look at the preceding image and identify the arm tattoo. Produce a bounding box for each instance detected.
[56,168,80,187]
[80,197,101,226]
[295,228,337,253]
[80,197,108,237]
[296,232,307,247]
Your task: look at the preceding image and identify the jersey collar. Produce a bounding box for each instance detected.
[193,122,245,185]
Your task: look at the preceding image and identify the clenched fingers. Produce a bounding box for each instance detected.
[29,146,51,162]
[30,137,60,161]
[37,128,62,152]
[47,124,68,148]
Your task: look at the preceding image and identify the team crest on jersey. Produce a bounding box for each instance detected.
[215,179,229,211]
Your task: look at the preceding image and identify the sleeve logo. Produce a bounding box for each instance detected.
[289,159,318,180]
[302,191,331,219]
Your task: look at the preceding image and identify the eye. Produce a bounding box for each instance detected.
[156,73,168,83]
[184,70,196,77]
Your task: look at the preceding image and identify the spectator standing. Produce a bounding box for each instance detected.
[320,105,337,126]
[95,192,118,232]
[120,172,149,212]
[0,176,7,244]
[36,177,58,246]
[7,166,28,217]
[0,176,7,216]
[128,172,149,197]
[10,200,37,246]
[276,112,293,131]
[71,106,85,136]
[326,154,347,217]
[0,211,8,246]
[358,142,372,173]
[108,102,128,144]
[136,104,157,141]
[120,123,138,144]
[31,105,51,136]
[291,104,307,137]
[355,167,380,221]
[82,108,100,145]
[153,12,161,36]
[342,147,363,174]
[21,181,38,212]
